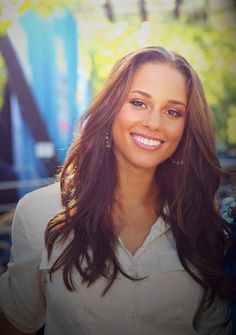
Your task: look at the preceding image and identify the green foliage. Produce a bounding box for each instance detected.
[78,10,236,148]
[18,0,82,16]
[0,0,83,35]
[0,55,6,111]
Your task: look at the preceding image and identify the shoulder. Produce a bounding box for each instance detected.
[18,182,61,209]
[12,182,62,251]
[17,182,62,222]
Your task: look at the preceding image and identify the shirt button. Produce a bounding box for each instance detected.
[129,266,136,276]
[131,312,137,320]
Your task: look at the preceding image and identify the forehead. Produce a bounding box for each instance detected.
[129,62,187,103]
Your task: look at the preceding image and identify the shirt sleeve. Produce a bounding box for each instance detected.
[0,199,46,333]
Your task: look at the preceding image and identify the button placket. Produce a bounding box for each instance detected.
[130,311,137,320]
[129,263,139,321]
[128,264,135,276]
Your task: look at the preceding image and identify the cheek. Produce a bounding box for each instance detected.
[112,115,126,147]
[169,124,185,146]
[112,109,133,135]
[112,116,122,139]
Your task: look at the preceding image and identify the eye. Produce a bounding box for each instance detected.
[130,100,146,109]
[166,109,181,117]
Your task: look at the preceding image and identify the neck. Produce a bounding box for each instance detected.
[115,165,158,207]
[113,165,160,237]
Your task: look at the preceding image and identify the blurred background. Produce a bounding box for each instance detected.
[0,0,235,274]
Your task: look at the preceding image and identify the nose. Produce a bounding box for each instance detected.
[143,109,162,131]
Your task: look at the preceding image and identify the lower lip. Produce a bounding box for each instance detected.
[131,134,162,151]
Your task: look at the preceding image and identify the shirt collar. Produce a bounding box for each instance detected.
[118,216,170,259]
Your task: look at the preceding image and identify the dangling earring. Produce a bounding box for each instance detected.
[104,131,112,149]
[171,158,184,166]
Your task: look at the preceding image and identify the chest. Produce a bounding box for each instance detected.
[118,225,152,255]
[40,242,202,333]
[115,208,158,255]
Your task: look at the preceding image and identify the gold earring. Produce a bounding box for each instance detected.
[171,159,184,166]
[104,131,112,149]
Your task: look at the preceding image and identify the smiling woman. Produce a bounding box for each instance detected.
[112,62,187,172]
[0,46,235,335]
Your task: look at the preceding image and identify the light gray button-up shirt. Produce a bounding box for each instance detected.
[0,183,231,334]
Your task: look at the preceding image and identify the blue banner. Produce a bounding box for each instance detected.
[6,9,91,197]
[19,9,79,162]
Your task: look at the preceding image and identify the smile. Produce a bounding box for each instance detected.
[131,133,163,149]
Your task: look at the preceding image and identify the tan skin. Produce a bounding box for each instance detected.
[112,63,187,254]
[113,167,159,255]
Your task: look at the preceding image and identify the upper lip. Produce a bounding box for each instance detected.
[131,132,164,142]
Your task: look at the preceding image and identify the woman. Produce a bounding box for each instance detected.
[0,46,235,334]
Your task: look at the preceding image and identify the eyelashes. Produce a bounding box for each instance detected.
[165,109,182,117]
[130,100,146,109]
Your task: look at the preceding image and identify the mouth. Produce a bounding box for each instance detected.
[131,133,164,150]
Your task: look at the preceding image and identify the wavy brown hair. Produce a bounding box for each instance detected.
[45,46,235,325]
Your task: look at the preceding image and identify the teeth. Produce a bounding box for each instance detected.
[135,135,162,147]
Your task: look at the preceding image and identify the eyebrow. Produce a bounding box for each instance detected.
[130,90,152,98]
[130,90,186,108]
[168,99,186,108]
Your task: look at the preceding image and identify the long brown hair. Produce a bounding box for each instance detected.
[45,46,235,322]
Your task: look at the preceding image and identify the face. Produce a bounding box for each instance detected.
[112,62,187,174]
